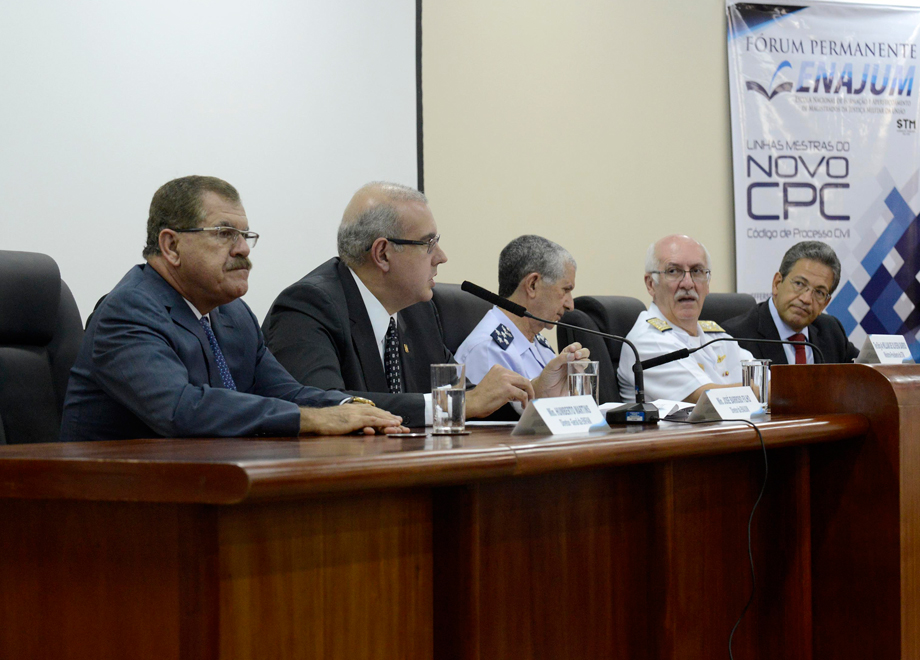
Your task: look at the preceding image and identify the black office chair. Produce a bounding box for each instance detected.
[557,309,621,404]
[701,292,757,325]
[430,283,493,354]
[574,294,646,361]
[0,250,84,444]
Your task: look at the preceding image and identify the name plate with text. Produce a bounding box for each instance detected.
[856,334,913,364]
[689,386,764,422]
[512,396,607,436]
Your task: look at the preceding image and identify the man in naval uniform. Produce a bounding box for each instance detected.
[617,234,754,403]
[456,235,577,383]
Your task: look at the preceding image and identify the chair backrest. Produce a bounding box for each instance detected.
[701,293,758,325]
[430,283,493,354]
[574,295,647,364]
[557,309,621,404]
[0,250,84,444]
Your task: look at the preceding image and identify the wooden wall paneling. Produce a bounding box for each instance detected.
[0,500,183,660]
[649,447,811,660]
[773,364,906,659]
[215,490,433,660]
[434,467,654,660]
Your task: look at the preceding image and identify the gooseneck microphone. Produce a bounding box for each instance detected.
[639,336,825,371]
[460,281,659,424]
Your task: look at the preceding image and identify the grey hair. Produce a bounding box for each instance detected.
[337,182,428,267]
[498,235,576,297]
[778,240,842,293]
[644,237,712,284]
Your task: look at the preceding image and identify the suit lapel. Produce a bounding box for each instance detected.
[808,321,826,364]
[397,313,421,393]
[337,261,389,392]
[755,302,790,365]
[143,266,222,387]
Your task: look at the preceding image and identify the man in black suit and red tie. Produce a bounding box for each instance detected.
[723,240,858,365]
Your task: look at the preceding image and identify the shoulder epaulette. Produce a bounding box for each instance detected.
[490,324,514,350]
[699,320,725,333]
[646,317,672,332]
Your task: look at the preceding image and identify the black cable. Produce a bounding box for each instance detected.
[666,417,768,660]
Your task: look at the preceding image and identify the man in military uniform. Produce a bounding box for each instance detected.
[456,235,577,383]
[617,234,754,403]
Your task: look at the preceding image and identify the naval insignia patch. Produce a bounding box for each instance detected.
[699,320,725,333]
[535,334,550,348]
[646,317,672,332]
[491,324,514,350]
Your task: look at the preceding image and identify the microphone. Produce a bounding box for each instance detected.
[460,281,659,424]
[639,336,825,371]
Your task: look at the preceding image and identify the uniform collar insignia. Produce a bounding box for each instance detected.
[491,324,515,350]
[646,317,672,332]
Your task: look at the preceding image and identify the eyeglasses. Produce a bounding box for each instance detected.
[175,226,259,248]
[786,277,830,303]
[650,267,712,283]
[384,234,440,254]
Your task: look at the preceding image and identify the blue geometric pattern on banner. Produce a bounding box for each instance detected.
[861,187,915,275]
[860,266,892,308]
[875,279,907,334]
[826,281,859,336]
[894,214,920,330]
[839,184,920,359]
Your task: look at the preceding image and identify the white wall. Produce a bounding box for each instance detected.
[1,0,419,323]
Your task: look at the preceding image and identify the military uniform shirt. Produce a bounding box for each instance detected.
[617,302,754,403]
[455,306,556,384]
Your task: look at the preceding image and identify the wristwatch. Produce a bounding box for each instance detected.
[338,396,377,407]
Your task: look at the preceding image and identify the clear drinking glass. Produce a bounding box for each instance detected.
[741,359,771,412]
[567,360,600,404]
[431,363,466,433]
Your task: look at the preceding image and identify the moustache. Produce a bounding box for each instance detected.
[226,257,252,271]
[674,290,699,302]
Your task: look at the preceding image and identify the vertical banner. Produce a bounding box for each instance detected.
[727,1,920,356]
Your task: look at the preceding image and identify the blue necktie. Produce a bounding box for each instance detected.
[199,316,237,390]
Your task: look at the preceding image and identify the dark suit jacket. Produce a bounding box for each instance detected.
[60,264,345,442]
[722,300,859,365]
[263,258,452,427]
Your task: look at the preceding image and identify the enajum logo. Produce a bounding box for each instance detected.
[746,60,793,101]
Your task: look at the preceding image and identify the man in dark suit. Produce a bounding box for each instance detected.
[723,240,858,364]
[60,176,406,442]
[263,182,586,427]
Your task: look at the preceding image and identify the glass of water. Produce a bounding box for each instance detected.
[568,360,600,403]
[431,363,466,434]
[741,359,771,412]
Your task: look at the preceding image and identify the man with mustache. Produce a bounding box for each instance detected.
[617,234,753,403]
[263,182,587,427]
[722,241,858,364]
[60,176,406,442]
[455,235,576,383]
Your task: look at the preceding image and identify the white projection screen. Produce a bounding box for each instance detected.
[0,1,420,323]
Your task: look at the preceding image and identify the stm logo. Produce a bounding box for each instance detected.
[897,118,916,134]
[746,60,793,101]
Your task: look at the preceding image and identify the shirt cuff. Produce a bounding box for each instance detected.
[424,393,433,426]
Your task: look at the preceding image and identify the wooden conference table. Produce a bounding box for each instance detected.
[0,364,916,659]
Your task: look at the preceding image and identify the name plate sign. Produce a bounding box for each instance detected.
[689,386,764,422]
[855,335,913,364]
[512,396,607,436]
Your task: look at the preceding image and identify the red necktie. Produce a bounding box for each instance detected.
[789,332,807,364]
